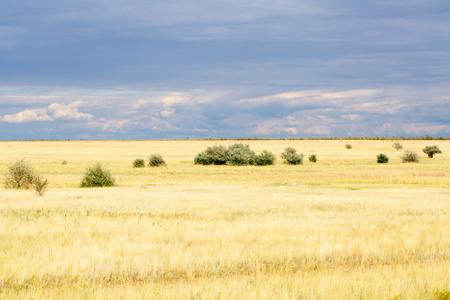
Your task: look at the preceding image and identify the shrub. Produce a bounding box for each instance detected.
[194,145,228,165]
[149,154,166,167]
[345,144,352,149]
[253,150,276,166]
[62,160,68,165]
[281,147,303,165]
[401,150,419,163]
[133,158,145,168]
[80,163,116,187]
[423,145,442,158]
[309,154,317,163]
[227,143,256,166]
[33,175,49,196]
[392,142,403,151]
[194,152,213,165]
[4,159,35,189]
[376,153,389,163]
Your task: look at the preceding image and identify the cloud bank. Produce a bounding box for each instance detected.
[1,0,449,139]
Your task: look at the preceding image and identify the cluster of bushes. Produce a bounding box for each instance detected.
[376,143,443,163]
[194,144,276,166]
[194,144,319,166]
[133,154,166,168]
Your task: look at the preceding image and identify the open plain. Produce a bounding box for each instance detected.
[0,140,449,299]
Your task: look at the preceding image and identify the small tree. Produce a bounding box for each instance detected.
[376,153,389,163]
[253,150,276,166]
[33,175,49,196]
[133,158,145,168]
[392,142,403,151]
[4,159,35,189]
[401,150,419,163]
[309,154,317,163]
[345,144,352,149]
[80,163,116,187]
[149,154,166,167]
[281,147,303,165]
[422,145,442,158]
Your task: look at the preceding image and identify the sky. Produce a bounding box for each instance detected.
[1,0,450,140]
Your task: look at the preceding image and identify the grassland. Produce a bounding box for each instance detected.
[0,140,449,299]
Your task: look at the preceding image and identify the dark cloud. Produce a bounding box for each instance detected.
[1,1,449,139]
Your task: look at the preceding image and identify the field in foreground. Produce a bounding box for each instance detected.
[0,140,449,299]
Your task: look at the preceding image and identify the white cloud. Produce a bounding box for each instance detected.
[341,114,362,121]
[48,101,93,121]
[0,109,53,123]
[0,101,93,123]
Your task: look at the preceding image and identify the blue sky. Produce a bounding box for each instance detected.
[1,0,449,139]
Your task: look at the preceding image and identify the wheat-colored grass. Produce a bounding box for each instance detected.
[0,140,449,299]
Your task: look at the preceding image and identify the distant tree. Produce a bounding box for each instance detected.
[392,142,403,151]
[422,145,442,158]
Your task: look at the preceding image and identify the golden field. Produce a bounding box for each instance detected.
[0,140,449,299]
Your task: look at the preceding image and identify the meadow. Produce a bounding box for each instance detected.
[0,140,449,299]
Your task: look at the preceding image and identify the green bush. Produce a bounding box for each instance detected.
[149,154,166,167]
[62,160,68,165]
[281,147,303,165]
[227,143,255,166]
[423,145,442,158]
[4,159,36,189]
[345,144,352,149]
[194,152,213,165]
[133,158,146,168]
[392,142,403,151]
[401,150,419,163]
[80,163,116,187]
[376,153,389,163]
[309,154,317,163]
[253,150,276,166]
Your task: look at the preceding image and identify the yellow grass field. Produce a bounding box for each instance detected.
[0,140,449,299]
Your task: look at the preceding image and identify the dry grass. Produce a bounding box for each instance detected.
[0,140,449,299]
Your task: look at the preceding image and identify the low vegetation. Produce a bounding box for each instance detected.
[149,154,166,167]
[4,159,49,195]
[345,144,352,149]
[401,150,420,163]
[80,162,116,187]
[133,158,146,168]
[1,140,448,299]
[281,147,303,165]
[194,144,275,166]
[4,159,35,189]
[309,154,317,163]
[377,153,389,163]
